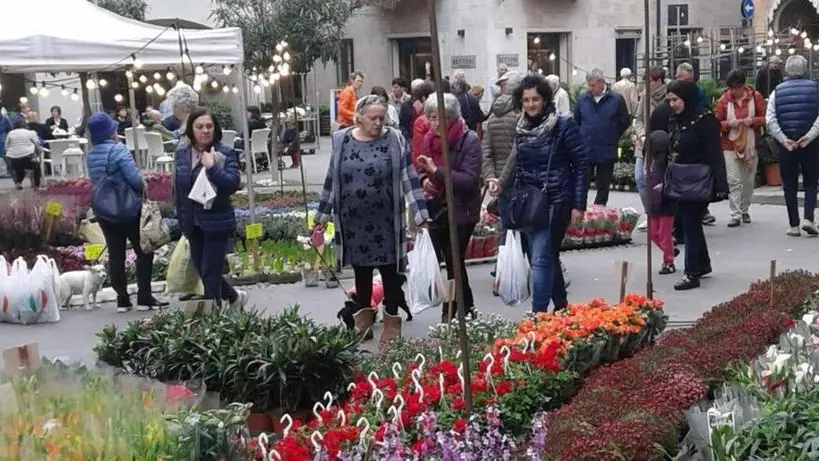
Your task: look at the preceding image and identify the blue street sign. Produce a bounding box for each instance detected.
[741,0,755,19]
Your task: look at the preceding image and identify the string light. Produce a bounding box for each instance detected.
[132,53,143,69]
[211,80,219,88]
[38,83,49,97]
[683,39,691,47]
[738,46,744,53]
[125,70,134,79]
[166,71,176,81]
[231,85,239,94]
[99,78,108,87]
[19,96,28,104]
[145,85,154,94]
[60,85,69,97]
[789,47,796,54]
[222,85,229,93]
[253,84,261,94]
[223,65,232,76]
[131,81,139,89]
[138,75,148,84]
[155,85,166,97]
[720,43,726,51]
[114,94,124,102]
[195,65,204,75]
[70,89,79,101]
[29,85,38,95]
[697,36,703,43]
[775,48,783,55]
[86,79,97,90]
[153,72,162,80]
[548,53,556,61]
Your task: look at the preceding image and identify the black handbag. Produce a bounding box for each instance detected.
[502,137,556,232]
[663,161,713,202]
[91,145,143,223]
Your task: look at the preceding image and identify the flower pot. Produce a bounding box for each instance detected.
[324,271,340,288]
[765,163,782,186]
[247,412,274,433]
[303,269,320,287]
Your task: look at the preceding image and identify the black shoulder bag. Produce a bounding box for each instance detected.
[502,128,559,232]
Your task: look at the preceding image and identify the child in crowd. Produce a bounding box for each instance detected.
[646,130,678,274]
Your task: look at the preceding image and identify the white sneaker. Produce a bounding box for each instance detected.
[116,306,132,313]
[801,219,819,236]
[787,226,801,237]
[637,220,648,232]
[230,290,248,310]
[562,263,571,289]
[136,305,151,312]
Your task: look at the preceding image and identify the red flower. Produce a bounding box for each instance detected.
[496,380,513,396]
[452,418,467,433]
[165,384,194,403]
[274,436,310,461]
[451,397,466,411]
[784,318,796,329]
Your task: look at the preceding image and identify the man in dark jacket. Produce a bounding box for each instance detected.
[756,56,783,99]
[766,54,819,236]
[452,71,485,132]
[573,68,630,206]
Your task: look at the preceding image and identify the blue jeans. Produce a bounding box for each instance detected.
[635,156,649,211]
[525,206,571,313]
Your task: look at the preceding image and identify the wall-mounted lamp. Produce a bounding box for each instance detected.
[457,29,465,38]
[505,27,513,36]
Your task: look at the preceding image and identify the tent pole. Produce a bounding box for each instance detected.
[236,64,257,222]
[643,0,654,300]
[126,72,142,168]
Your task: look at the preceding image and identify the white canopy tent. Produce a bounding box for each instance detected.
[0,0,244,72]
[0,0,261,217]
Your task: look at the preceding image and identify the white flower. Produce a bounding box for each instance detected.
[789,332,807,349]
[803,312,817,326]
[764,345,779,361]
[772,353,793,373]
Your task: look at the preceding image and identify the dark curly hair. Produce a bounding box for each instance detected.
[513,75,555,114]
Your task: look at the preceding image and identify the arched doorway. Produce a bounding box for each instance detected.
[776,0,819,38]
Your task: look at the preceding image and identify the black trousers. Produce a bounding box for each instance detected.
[9,156,41,188]
[588,160,614,206]
[678,201,712,277]
[778,143,819,227]
[97,218,153,301]
[188,226,238,302]
[429,222,477,311]
[353,263,404,315]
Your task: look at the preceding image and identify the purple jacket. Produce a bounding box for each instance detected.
[426,130,483,226]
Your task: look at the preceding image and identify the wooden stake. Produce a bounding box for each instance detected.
[642,0,653,300]
[427,0,473,414]
[446,279,455,323]
[770,259,776,309]
[252,239,261,272]
[618,261,629,303]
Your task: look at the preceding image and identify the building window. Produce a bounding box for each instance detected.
[667,4,689,28]
[335,39,354,87]
[395,37,433,81]
[615,38,638,75]
[527,33,560,78]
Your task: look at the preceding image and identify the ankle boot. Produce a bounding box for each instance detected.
[353,308,375,340]
[380,312,402,350]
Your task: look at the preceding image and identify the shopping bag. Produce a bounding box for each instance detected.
[4,258,34,324]
[165,236,205,295]
[20,257,56,325]
[495,230,530,306]
[188,168,217,209]
[36,256,61,324]
[78,220,106,244]
[0,256,8,324]
[406,229,445,314]
[140,200,172,253]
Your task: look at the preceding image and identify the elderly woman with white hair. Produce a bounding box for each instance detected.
[162,83,199,139]
[766,54,819,236]
[612,67,639,116]
[545,74,571,116]
[417,92,482,323]
[314,95,430,347]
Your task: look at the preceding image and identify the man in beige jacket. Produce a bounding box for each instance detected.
[612,68,639,117]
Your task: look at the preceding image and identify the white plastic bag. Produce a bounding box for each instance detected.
[0,256,8,323]
[406,229,445,314]
[188,168,217,209]
[19,256,58,325]
[37,256,61,323]
[495,230,530,306]
[5,258,39,324]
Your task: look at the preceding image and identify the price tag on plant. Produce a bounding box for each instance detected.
[245,223,263,240]
[83,243,105,261]
[45,200,63,217]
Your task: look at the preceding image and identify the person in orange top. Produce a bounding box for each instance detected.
[337,71,365,129]
[714,69,766,228]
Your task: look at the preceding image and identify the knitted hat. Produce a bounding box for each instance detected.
[87,112,119,145]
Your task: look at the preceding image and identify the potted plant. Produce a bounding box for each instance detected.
[319,102,332,136]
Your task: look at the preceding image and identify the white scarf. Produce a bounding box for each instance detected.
[727,91,756,159]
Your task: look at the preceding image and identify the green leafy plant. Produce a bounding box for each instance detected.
[200,100,235,131]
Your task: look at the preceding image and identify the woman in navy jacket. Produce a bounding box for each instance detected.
[174,109,247,308]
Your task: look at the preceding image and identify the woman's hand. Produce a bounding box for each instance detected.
[487,178,501,196]
[416,155,437,174]
[201,149,215,168]
[727,119,742,129]
[422,178,440,195]
[571,209,584,226]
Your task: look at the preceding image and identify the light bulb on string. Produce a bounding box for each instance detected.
[29,85,38,95]
[789,48,796,54]
[548,53,555,61]
[281,40,288,48]
[253,84,261,94]
[768,28,774,37]
[222,85,230,93]
[792,28,800,35]
[195,65,204,75]
[720,43,726,51]
[99,79,108,88]
[275,43,284,52]
[39,87,49,97]
[132,54,143,69]
[767,39,774,45]
[775,38,780,44]
[155,85,166,97]
[153,72,162,80]
[572,68,578,76]
[114,94,124,103]
[231,86,239,94]
[806,42,813,50]
[86,79,97,90]
[223,65,231,76]
[261,78,270,87]
[131,81,139,89]
[249,74,257,81]
[273,55,282,63]
[166,71,176,81]
[696,36,703,43]
[139,75,148,84]
[271,73,280,81]
[775,48,783,55]
[756,45,764,52]
[738,47,744,53]
[145,85,153,94]
[211,80,219,88]
[268,65,275,73]
[125,70,134,79]
[60,85,68,97]
[283,51,291,62]
[70,90,79,101]
[684,39,691,47]
[802,31,808,38]
[19,96,28,104]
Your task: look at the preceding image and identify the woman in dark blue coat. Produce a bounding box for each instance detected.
[174,109,247,308]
